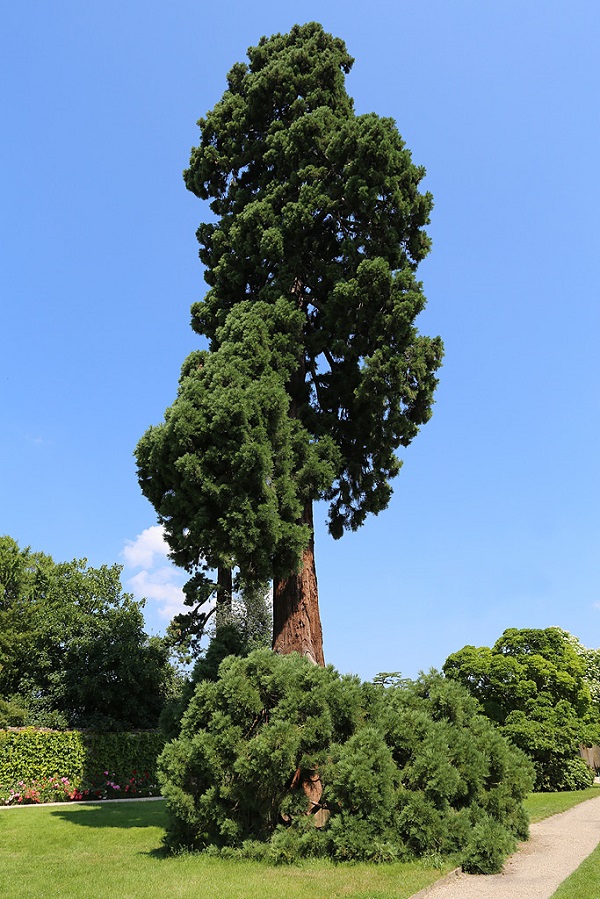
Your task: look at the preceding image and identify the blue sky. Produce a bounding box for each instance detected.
[2,1,599,680]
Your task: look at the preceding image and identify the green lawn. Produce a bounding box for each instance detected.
[523,784,600,823]
[0,800,453,899]
[2,787,599,898]
[528,785,600,899]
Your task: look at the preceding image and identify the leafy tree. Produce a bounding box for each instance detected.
[443,628,600,790]
[157,650,533,872]
[0,535,181,730]
[136,22,442,663]
[0,536,49,704]
[555,627,600,705]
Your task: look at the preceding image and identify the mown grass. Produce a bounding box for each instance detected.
[0,800,453,899]
[2,786,598,898]
[523,784,600,823]
[550,840,600,898]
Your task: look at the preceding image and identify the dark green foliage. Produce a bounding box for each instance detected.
[184,22,443,535]
[136,301,329,592]
[461,816,517,875]
[157,651,533,871]
[135,22,442,636]
[82,732,165,790]
[443,627,600,791]
[0,697,27,728]
[0,729,164,799]
[0,536,181,730]
[158,625,247,741]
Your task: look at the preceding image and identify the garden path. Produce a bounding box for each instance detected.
[411,794,600,899]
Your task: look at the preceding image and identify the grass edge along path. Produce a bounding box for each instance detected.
[523,784,600,822]
[524,787,600,899]
[549,838,600,899]
[532,785,600,899]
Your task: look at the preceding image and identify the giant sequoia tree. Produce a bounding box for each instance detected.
[136,23,442,664]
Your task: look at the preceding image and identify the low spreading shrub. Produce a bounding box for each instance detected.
[158,650,534,872]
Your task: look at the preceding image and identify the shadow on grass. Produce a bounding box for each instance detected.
[49,800,167,831]
[144,846,172,859]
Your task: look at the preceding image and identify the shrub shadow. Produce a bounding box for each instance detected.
[50,799,167,830]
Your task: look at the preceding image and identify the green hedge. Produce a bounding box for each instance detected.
[0,729,165,797]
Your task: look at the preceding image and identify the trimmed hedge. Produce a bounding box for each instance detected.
[0,729,165,800]
[0,730,86,784]
[84,732,166,787]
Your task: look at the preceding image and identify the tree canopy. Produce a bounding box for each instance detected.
[136,22,442,662]
[443,627,600,791]
[0,536,179,730]
[555,627,600,705]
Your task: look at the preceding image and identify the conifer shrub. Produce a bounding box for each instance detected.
[461,816,518,875]
[158,651,534,872]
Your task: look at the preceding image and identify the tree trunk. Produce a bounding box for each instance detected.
[215,566,232,631]
[272,500,325,665]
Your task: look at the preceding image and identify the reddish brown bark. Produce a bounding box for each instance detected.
[272,500,325,666]
[288,766,330,827]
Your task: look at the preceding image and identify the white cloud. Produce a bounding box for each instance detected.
[122,525,171,569]
[128,566,187,621]
[122,525,187,624]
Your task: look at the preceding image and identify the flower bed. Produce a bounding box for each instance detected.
[1,769,159,805]
[0,729,164,805]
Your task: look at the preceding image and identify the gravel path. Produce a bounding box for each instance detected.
[411,795,600,899]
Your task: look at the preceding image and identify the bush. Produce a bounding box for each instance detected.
[461,815,517,874]
[158,650,534,870]
[552,757,595,792]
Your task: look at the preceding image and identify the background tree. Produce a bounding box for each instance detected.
[555,627,600,705]
[0,535,181,730]
[443,627,600,790]
[136,22,442,664]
